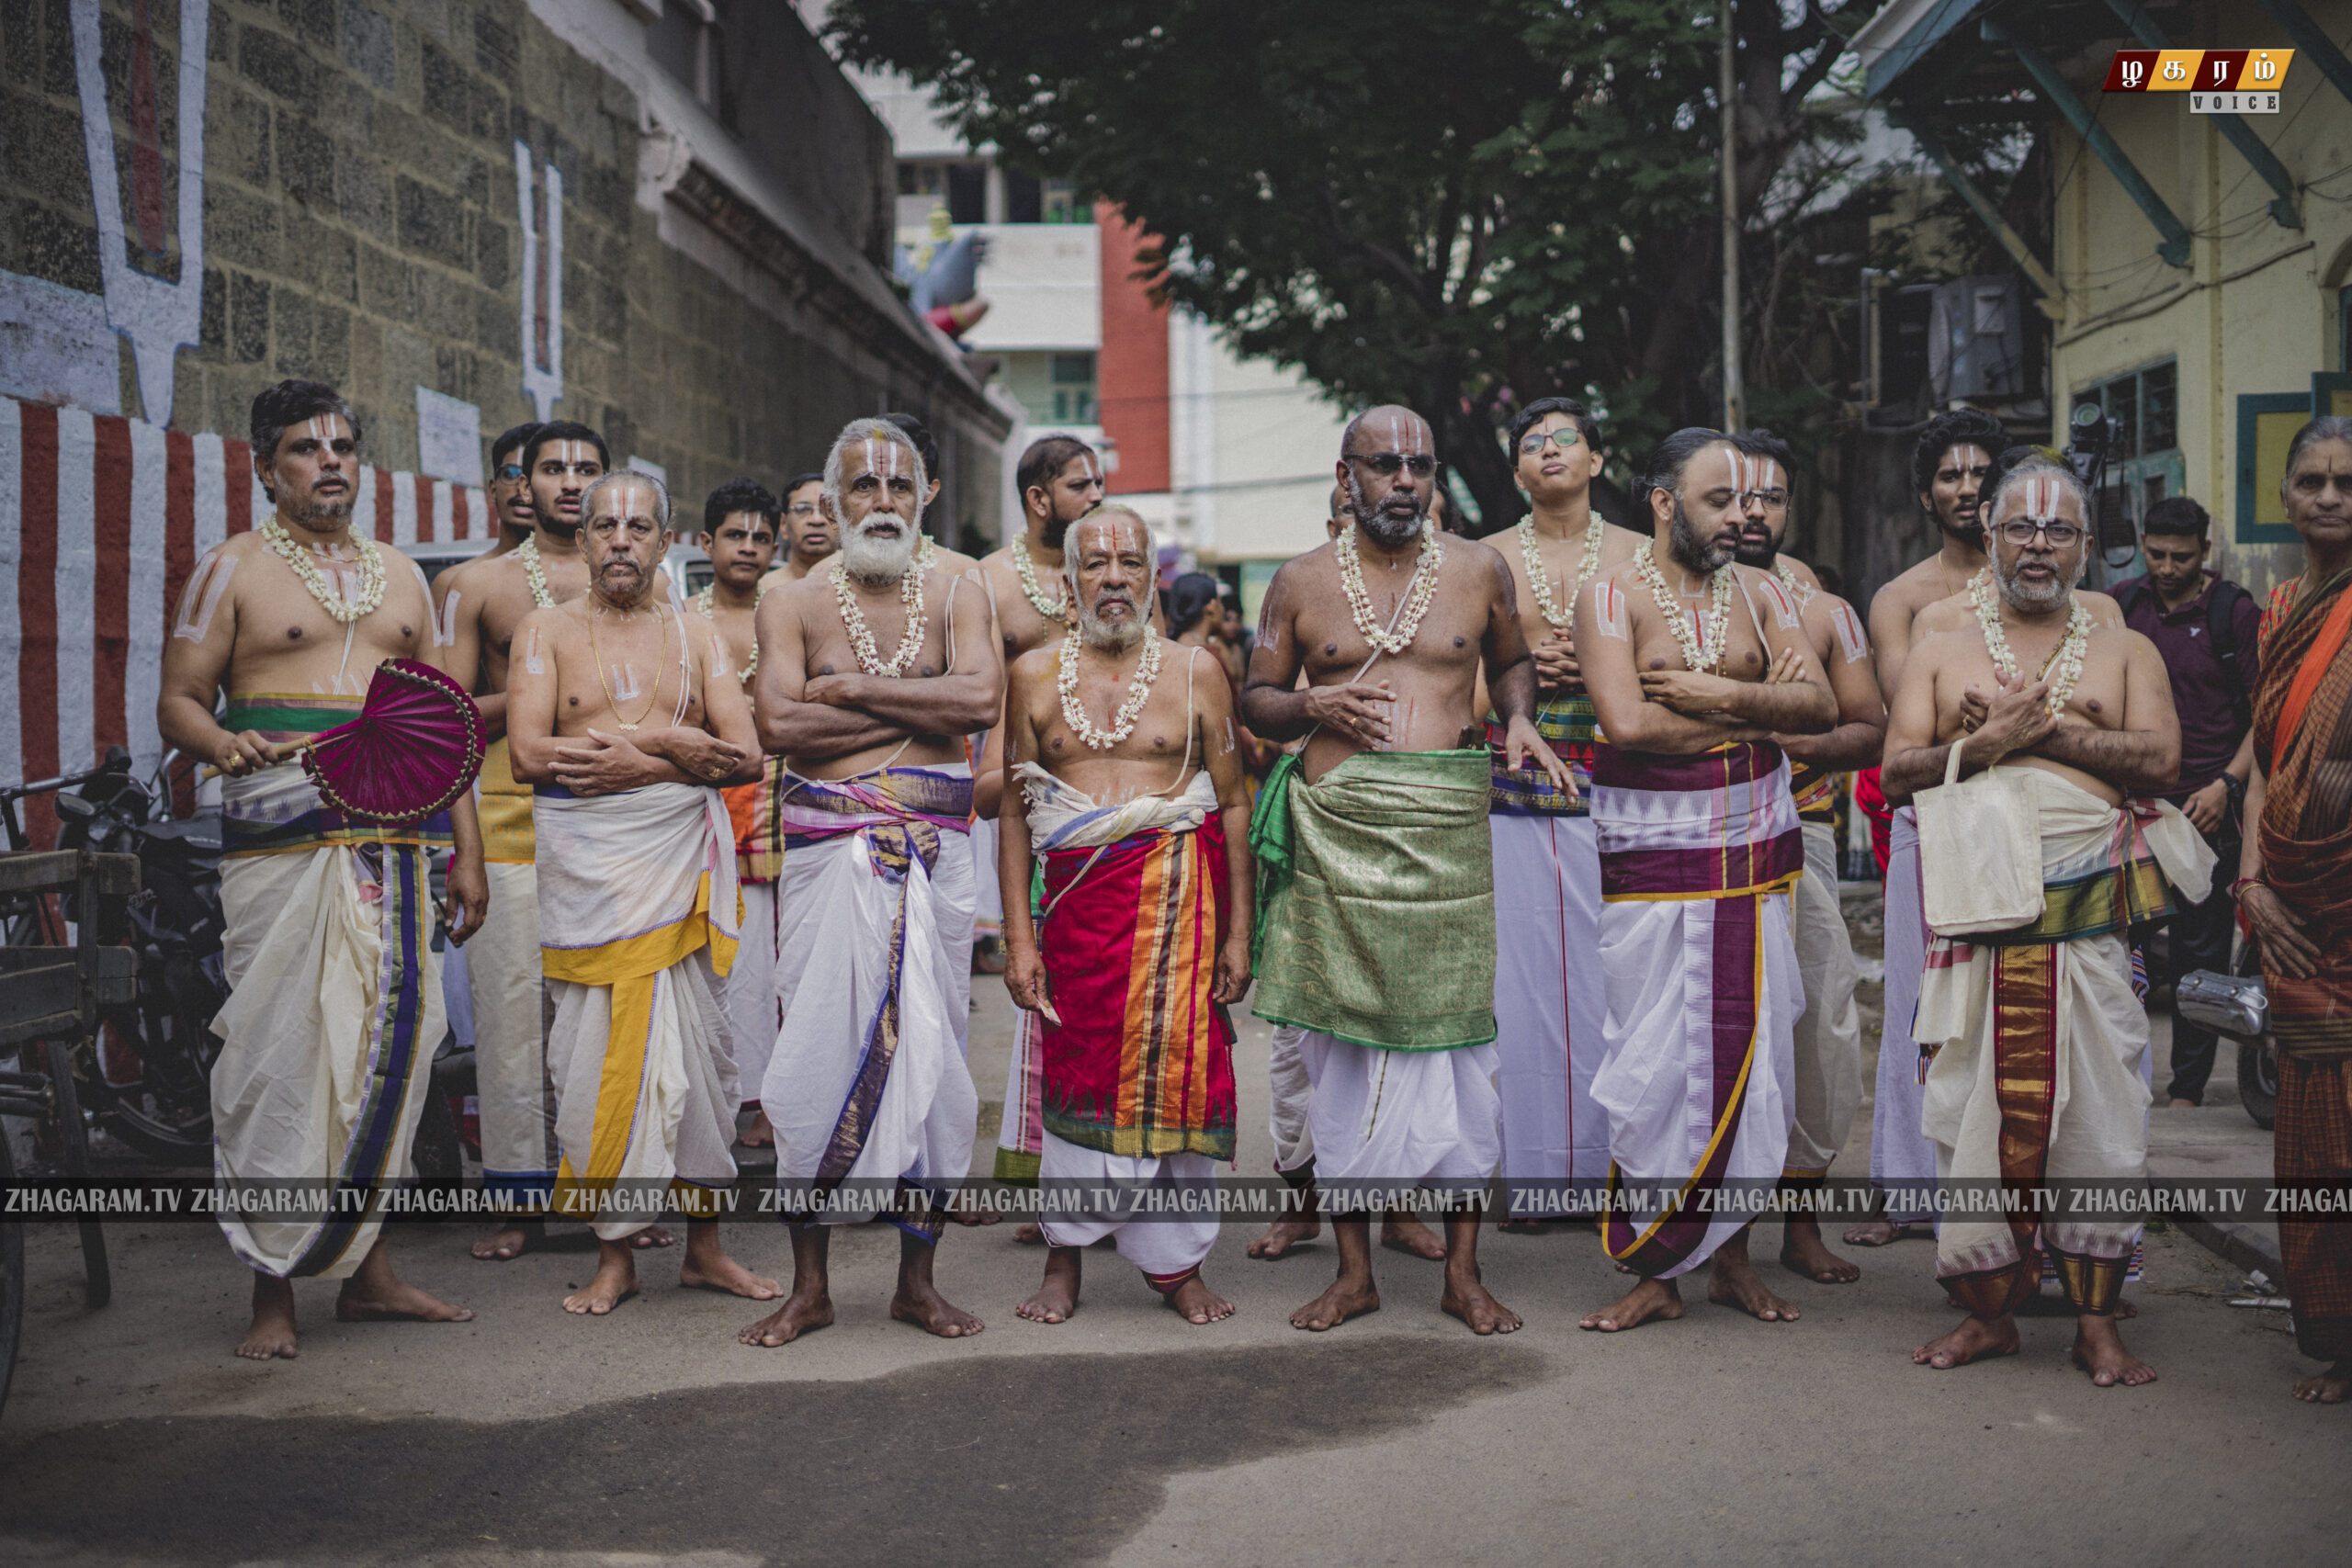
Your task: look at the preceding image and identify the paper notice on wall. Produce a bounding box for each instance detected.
[415,386,484,486]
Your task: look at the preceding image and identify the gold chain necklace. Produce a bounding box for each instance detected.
[514,535,556,609]
[694,581,769,683]
[1633,547,1735,675]
[831,556,928,677]
[1516,514,1605,634]
[586,601,672,731]
[1969,570,2090,716]
[260,513,385,623]
[1057,630,1163,750]
[1012,536,1069,623]
[1338,522,1443,655]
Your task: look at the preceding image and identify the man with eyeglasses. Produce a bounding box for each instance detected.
[1244,405,1574,1336]
[1883,457,2209,1387]
[429,420,621,1262]
[762,474,837,587]
[1486,398,1645,1233]
[1731,430,1886,1285]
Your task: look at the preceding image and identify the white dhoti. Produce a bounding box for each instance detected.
[1870,807,1937,1218]
[1917,771,2212,1314]
[970,811,1003,940]
[537,781,742,1242]
[1035,1134,1222,1279]
[1268,1023,1314,1175]
[1489,812,1611,1199]
[1787,819,1862,1178]
[471,860,554,1201]
[764,765,978,1233]
[724,880,782,1106]
[1297,1033,1501,1208]
[210,762,445,1279]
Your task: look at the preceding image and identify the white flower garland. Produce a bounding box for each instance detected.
[1339,522,1443,655]
[260,513,385,623]
[694,581,770,683]
[1969,569,2090,716]
[1012,536,1069,623]
[1516,514,1606,635]
[830,556,927,678]
[1057,630,1163,750]
[514,534,556,609]
[1632,547,1735,676]
[1773,559,1817,608]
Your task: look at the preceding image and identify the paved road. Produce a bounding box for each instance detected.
[2,895,2344,1566]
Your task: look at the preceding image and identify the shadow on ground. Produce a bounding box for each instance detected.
[1,1338,1544,1566]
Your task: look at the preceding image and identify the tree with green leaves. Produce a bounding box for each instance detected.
[832,0,1880,532]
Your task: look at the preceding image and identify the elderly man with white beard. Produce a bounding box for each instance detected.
[1883,457,2211,1387]
[997,506,1254,1326]
[741,418,1002,1346]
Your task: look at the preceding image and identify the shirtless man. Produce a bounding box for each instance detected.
[1244,404,1573,1335]
[432,421,633,1261]
[1487,397,1645,1231]
[741,417,1002,1346]
[1572,428,1836,1335]
[505,469,777,1315]
[158,378,484,1357]
[760,473,837,589]
[999,508,1253,1326]
[478,422,540,558]
[1882,458,2187,1386]
[1731,430,1886,1283]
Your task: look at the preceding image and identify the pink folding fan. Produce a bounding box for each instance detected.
[298,659,487,824]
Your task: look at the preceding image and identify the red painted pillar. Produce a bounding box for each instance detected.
[1095,201,1170,495]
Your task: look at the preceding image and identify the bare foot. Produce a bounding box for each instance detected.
[1579,1275,1682,1332]
[629,1224,676,1249]
[336,1277,474,1325]
[2114,1296,2138,1320]
[561,1246,638,1316]
[1248,1215,1321,1259]
[1912,1314,2020,1369]
[1842,1216,1908,1247]
[1290,1274,1379,1331]
[2292,1359,2351,1404]
[1496,1217,1549,1235]
[738,1107,775,1148]
[738,1286,834,1346]
[953,1204,1003,1227]
[1379,1214,1447,1259]
[2167,1098,2197,1109]
[1012,1223,1045,1246]
[1164,1274,1236,1325]
[1780,1217,1860,1283]
[1441,1271,1521,1335]
[1708,1249,1802,1321]
[237,1276,300,1360]
[469,1223,536,1261]
[678,1254,782,1300]
[891,1280,985,1337]
[2070,1315,2157,1387]
[1016,1249,1080,1324]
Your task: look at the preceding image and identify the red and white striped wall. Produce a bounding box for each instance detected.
[1,393,492,839]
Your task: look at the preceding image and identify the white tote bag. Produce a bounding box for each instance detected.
[1916,743,2045,937]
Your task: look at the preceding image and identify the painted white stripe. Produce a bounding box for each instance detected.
[432,479,453,543]
[391,471,418,547]
[250,468,269,525]
[466,487,489,539]
[55,406,96,773]
[191,433,227,555]
[0,400,22,789]
[127,418,168,773]
[356,465,379,540]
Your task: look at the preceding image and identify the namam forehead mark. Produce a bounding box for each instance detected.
[1075,450,1104,487]
[300,414,346,446]
[522,624,546,674]
[171,548,235,640]
[1595,579,1628,639]
[1939,443,1990,479]
[547,440,598,471]
[1831,602,1869,664]
[1069,513,1149,559]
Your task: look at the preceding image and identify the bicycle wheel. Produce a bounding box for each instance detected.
[0,1133,26,1418]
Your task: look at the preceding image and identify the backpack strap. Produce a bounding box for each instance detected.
[2207,578,2251,734]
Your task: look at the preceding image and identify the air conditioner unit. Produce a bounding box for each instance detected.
[1928,275,2027,402]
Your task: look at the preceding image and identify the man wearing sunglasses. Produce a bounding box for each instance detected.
[1244,405,1574,1336]
[1883,457,2207,1387]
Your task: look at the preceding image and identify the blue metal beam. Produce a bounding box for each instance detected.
[2105,0,2299,229]
[1864,0,1996,98]
[2254,0,2352,108]
[1982,18,2193,267]
[1884,105,2068,313]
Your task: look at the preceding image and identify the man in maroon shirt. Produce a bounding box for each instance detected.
[2112,496,2261,1106]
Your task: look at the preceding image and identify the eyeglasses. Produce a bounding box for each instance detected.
[786,502,821,517]
[1517,429,1581,456]
[1740,490,1788,509]
[1996,519,2084,547]
[495,464,526,482]
[1347,453,1438,478]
